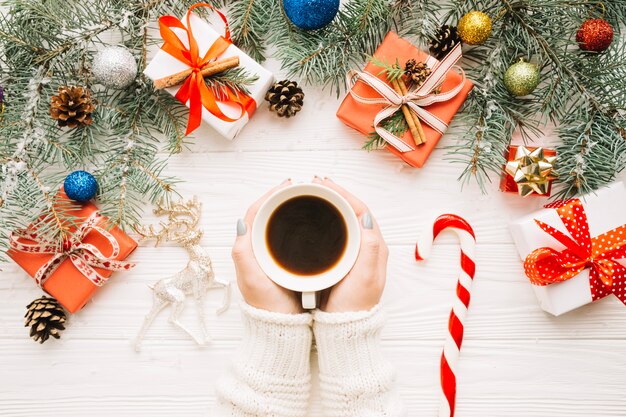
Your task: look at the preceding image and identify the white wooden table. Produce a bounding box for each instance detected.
[2,53,626,417]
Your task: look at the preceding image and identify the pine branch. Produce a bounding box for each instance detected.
[206,67,260,96]
[225,0,276,62]
[271,0,408,95]
[555,109,626,199]
[0,0,198,262]
[368,55,405,81]
[445,0,626,197]
[364,111,407,151]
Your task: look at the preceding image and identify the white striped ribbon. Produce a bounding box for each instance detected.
[10,211,135,288]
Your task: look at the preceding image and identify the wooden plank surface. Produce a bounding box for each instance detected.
[1,11,626,417]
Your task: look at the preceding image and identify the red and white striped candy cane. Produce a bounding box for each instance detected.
[415,214,476,417]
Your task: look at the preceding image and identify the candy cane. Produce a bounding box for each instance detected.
[415,214,476,417]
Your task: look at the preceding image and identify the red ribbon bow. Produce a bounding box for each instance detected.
[524,198,626,305]
[159,3,256,135]
[9,212,135,288]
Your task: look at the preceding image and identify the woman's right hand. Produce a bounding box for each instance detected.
[313,177,389,313]
[232,179,304,315]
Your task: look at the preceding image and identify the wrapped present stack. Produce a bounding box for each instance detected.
[8,191,137,313]
[510,182,626,315]
[144,4,274,140]
[337,32,474,168]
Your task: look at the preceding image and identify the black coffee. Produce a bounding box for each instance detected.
[266,195,347,276]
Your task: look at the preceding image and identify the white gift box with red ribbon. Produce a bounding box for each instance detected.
[510,182,626,316]
[144,10,274,140]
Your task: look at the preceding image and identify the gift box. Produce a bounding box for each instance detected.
[8,192,137,313]
[337,32,474,168]
[500,145,557,196]
[510,182,626,315]
[144,4,274,140]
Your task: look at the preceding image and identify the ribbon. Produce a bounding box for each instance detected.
[9,212,135,288]
[158,3,256,135]
[524,198,626,305]
[347,43,466,153]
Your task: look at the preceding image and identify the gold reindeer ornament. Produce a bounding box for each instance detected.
[134,197,230,351]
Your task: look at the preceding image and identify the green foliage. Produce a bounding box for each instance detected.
[271,0,404,95]
[216,0,277,63]
[364,111,408,151]
[368,55,405,81]
[442,0,626,198]
[0,0,201,261]
[1,0,626,263]
[226,0,626,198]
[206,67,260,96]
[219,0,438,95]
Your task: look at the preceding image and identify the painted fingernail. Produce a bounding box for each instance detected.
[236,219,247,236]
[324,177,333,182]
[362,212,373,229]
[282,178,292,184]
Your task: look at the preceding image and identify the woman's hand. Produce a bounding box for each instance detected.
[232,179,304,314]
[313,177,389,313]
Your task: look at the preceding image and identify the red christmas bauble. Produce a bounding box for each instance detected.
[576,18,614,52]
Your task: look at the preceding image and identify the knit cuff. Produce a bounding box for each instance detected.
[313,305,406,417]
[237,303,313,381]
[214,303,313,417]
[313,304,393,386]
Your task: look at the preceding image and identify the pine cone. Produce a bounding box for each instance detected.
[50,86,95,128]
[265,80,304,118]
[429,25,461,60]
[25,296,67,344]
[404,59,432,87]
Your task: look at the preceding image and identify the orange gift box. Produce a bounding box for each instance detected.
[337,32,474,168]
[8,193,137,313]
[500,145,557,196]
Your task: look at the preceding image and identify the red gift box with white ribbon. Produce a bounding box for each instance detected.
[8,192,137,313]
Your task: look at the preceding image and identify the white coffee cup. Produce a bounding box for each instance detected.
[251,183,361,309]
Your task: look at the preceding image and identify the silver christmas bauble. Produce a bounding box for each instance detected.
[92,46,138,89]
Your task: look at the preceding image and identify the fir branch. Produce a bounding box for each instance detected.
[555,109,626,198]
[225,0,276,62]
[206,67,259,96]
[445,0,626,197]
[145,90,188,154]
[0,0,196,262]
[367,55,405,81]
[364,111,408,151]
[271,0,407,95]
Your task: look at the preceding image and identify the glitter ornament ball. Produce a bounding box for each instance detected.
[64,171,98,202]
[283,0,340,30]
[576,18,614,52]
[504,60,540,97]
[457,11,492,45]
[92,46,138,89]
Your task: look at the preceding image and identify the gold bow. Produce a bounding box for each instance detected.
[505,146,557,196]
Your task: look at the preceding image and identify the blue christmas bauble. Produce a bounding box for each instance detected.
[64,171,98,202]
[283,0,340,31]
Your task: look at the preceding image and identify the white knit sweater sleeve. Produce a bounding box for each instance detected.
[313,304,407,417]
[214,303,313,417]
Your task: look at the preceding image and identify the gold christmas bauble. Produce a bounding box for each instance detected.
[457,11,492,45]
[504,59,540,96]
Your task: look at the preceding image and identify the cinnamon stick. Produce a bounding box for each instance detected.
[396,78,426,146]
[154,56,240,90]
[390,77,424,146]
